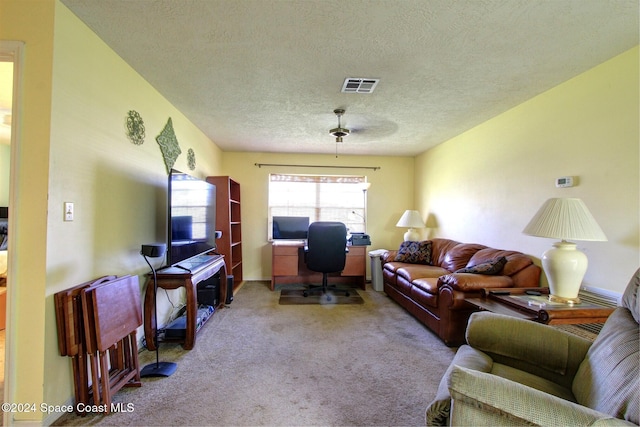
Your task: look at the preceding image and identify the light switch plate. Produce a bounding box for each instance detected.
[64,202,74,221]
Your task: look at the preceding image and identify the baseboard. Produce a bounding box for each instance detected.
[42,396,75,426]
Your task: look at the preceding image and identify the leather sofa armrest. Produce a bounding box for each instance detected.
[382,250,397,264]
[439,273,513,291]
[448,366,635,426]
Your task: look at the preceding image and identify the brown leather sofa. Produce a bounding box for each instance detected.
[382,238,541,346]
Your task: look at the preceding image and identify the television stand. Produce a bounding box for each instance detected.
[143,254,227,350]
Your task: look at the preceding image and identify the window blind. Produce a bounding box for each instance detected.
[268,173,368,239]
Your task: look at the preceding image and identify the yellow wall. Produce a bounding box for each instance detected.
[415,46,639,294]
[2,1,224,423]
[221,152,415,280]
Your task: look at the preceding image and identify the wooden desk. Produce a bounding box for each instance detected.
[144,254,227,350]
[271,241,367,291]
[465,287,615,325]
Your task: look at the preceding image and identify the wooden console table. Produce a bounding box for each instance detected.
[465,287,615,325]
[144,254,227,350]
[271,241,367,291]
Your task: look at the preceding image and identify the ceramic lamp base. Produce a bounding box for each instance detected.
[403,228,420,242]
[542,240,587,305]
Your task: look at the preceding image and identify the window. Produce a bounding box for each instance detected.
[268,173,368,239]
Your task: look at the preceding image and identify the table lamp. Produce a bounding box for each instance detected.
[140,243,177,377]
[396,210,425,241]
[523,198,606,304]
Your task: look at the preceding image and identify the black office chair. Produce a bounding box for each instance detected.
[303,221,350,301]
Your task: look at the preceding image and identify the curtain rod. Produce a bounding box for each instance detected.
[254,163,380,171]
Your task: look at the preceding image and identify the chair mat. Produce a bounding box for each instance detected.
[278,289,364,305]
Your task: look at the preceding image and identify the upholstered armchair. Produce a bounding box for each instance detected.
[426,269,639,426]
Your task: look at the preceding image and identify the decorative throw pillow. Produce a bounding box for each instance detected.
[455,256,507,275]
[394,240,432,264]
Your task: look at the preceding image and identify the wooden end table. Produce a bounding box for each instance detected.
[465,287,615,325]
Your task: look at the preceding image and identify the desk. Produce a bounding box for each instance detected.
[271,241,366,291]
[144,254,227,350]
[465,287,615,325]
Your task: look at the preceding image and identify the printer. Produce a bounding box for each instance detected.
[349,232,371,246]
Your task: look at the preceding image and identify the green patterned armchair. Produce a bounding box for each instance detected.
[426,269,639,426]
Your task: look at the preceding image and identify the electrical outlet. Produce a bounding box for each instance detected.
[64,202,74,221]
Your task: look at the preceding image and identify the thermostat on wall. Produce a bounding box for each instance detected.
[555,176,575,188]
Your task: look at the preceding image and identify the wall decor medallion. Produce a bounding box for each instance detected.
[156,117,182,174]
[125,110,145,145]
[187,148,196,170]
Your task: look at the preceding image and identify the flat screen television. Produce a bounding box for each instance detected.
[272,216,309,240]
[167,169,217,266]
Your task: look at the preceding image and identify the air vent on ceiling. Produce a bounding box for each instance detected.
[341,78,379,94]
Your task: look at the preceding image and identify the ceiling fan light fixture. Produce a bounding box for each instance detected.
[329,127,350,138]
[329,108,350,140]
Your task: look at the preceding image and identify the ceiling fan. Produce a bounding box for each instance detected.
[329,109,350,143]
[326,109,397,154]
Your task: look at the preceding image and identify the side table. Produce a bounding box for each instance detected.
[465,287,615,325]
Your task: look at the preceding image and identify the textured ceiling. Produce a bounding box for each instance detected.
[61,0,638,156]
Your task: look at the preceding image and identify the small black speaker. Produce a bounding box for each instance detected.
[141,243,166,258]
[197,276,220,307]
[197,285,219,307]
[225,275,234,304]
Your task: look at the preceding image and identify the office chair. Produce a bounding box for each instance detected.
[303,221,350,301]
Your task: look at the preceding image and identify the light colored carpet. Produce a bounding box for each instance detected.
[53,282,456,426]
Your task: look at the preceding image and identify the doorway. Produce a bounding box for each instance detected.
[0,52,13,406]
[0,40,22,425]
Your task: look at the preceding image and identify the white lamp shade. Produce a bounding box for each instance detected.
[523,198,607,241]
[396,210,426,229]
[358,182,372,191]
